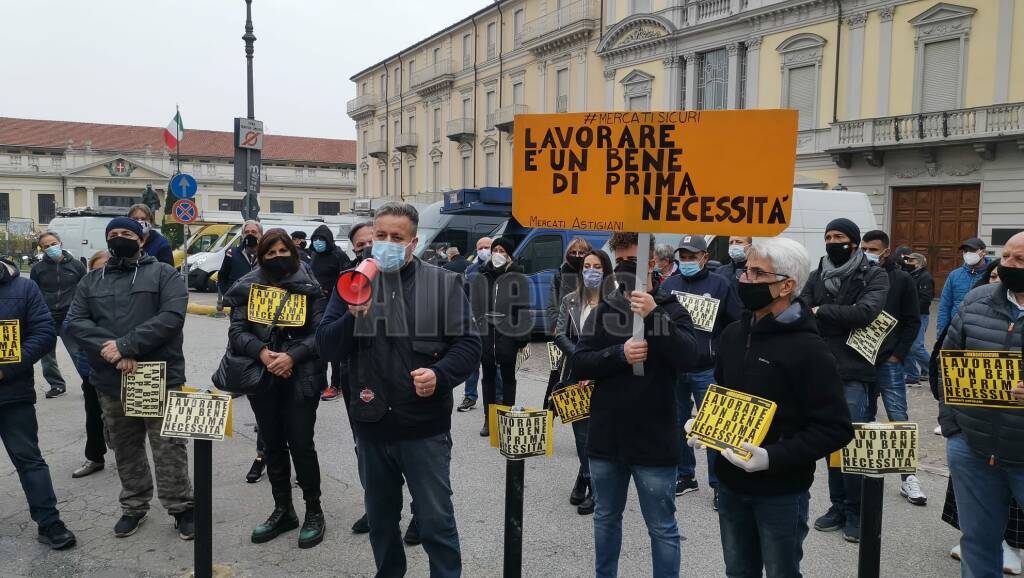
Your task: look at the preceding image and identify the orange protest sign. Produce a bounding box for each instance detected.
[512,110,797,236]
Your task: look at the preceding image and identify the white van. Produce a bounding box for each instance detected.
[47,215,121,262]
[756,188,878,266]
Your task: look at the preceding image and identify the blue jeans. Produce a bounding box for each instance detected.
[591,458,680,578]
[719,486,809,578]
[0,402,61,528]
[827,380,870,521]
[677,368,718,485]
[904,314,931,382]
[874,361,909,422]
[357,431,461,578]
[948,434,1024,578]
[572,420,590,479]
[463,365,502,402]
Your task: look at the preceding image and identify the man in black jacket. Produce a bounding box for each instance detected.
[309,224,352,403]
[31,231,87,399]
[442,247,469,274]
[316,202,480,578]
[695,236,852,577]
[217,220,263,296]
[573,232,697,578]
[800,218,889,543]
[903,251,935,385]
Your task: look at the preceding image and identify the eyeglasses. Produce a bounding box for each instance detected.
[736,267,789,283]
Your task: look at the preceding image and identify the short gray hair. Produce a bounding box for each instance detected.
[243,220,263,234]
[654,243,675,261]
[38,230,60,245]
[374,202,419,234]
[746,237,811,294]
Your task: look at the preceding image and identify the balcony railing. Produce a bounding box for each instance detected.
[521,0,600,48]
[346,93,379,120]
[829,103,1024,150]
[696,0,732,22]
[410,60,453,90]
[494,105,528,132]
[446,118,475,142]
[394,133,419,153]
[366,139,388,159]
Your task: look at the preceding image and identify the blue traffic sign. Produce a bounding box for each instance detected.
[172,199,199,225]
[170,173,198,199]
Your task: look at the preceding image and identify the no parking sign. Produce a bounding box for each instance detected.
[172,199,199,225]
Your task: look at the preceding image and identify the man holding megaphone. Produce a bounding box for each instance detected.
[317,202,481,578]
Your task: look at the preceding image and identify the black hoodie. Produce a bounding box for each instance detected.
[310,224,352,297]
[713,299,854,496]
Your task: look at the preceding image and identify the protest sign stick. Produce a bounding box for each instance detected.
[631,233,650,377]
[194,438,213,578]
[857,476,884,578]
[503,458,525,578]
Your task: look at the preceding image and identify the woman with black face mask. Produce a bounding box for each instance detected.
[221,229,328,549]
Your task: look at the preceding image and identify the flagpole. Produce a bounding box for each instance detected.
[175,104,181,176]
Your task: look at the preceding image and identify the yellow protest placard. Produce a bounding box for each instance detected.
[547,342,564,372]
[672,291,721,333]
[512,110,797,236]
[247,284,307,327]
[488,404,553,459]
[161,390,232,441]
[846,311,898,364]
[182,386,233,437]
[550,381,594,424]
[940,350,1024,409]
[121,361,166,418]
[840,422,919,475]
[688,384,777,460]
[0,320,21,364]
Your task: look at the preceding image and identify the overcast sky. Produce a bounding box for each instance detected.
[1,0,488,141]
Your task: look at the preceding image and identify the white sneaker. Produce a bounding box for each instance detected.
[900,475,927,506]
[934,425,943,435]
[951,544,961,560]
[1004,541,1022,575]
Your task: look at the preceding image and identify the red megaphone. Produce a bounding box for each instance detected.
[336,259,378,305]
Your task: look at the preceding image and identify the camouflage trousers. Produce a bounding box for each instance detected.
[98,391,193,516]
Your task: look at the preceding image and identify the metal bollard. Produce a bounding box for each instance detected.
[857,475,884,578]
[503,458,525,578]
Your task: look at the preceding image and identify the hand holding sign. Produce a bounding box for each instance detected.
[629,290,656,318]
[623,338,648,364]
[116,358,138,375]
[411,368,437,397]
[1013,382,1024,401]
[101,340,122,364]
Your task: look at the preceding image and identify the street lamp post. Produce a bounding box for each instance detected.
[238,0,261,222]
[244,0,256,120]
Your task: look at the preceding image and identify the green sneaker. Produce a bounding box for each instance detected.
[298,511,325,549]
[251,505,298,544]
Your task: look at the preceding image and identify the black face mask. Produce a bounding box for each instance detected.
[999,265,1024,293]
[900,261,915,272]
[244,235,259,249]
[356,246,372,261]
[825,242,854,266]
[738,281,777,312]
[107,237,140,259]
[261,256,295,281]
[296,240,307,249]
[566,255,584,272]
[614,260,638,293]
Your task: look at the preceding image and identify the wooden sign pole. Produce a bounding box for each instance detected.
[631,233,651,377]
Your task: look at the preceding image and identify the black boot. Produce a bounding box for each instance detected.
[577,479,595,515]
[569,474,587,506]
[251,501,299,544]
[299,508,326,549]
[479,418,490,437]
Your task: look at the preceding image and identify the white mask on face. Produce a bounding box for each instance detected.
[964,252,982,267]
[490,252,508,269]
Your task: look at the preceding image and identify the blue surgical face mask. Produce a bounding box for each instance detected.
[728,245,747,262]
[678,261,702,277]
[372,239,409,272]
[477,248,491,262]
[44,246,62,260]
[312,239,328,253]
[582,268,603,289]
[865,253,881,264]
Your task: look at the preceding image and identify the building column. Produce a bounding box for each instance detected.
[537,61,547,114]
[575,52,586,112]
[303,196,311,216]
[726,43,740,109]
[20,189,31,221]
[876,8,894,116]
[64,184,76,208]
[745,37,761,109]
[604,69,616,109]
[86,186,95,207]
[663,56,681,109]
[684,52,697,110]
[844,12,867,120]
[994,0,1015,103]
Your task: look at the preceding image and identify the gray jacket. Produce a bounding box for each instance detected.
[68,254,188,398]
[939,283,1024,464]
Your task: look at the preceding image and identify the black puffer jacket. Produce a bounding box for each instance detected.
[29,250,86,326]
[469,260,531,365]
[310,224,351,297]
[910,267,935,315]
[877,260,921,363]
[223,265,327,398]
[801,255,890,383]
[939,283,1024,464]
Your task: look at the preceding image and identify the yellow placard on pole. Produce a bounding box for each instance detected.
[550,382,594,424]
[940,350,1024,409]
[247,284,307,327]
[0,320,21,364]
[546,342,564,372]
[846,311,898,364]
[672,291,721,333]
[488,405,553,459]
[512,110,797,236]
[687,384,777,460]
[161,390,232,441]
[840,422,919,475]
[182,386,233,437]
[122,361,167,418]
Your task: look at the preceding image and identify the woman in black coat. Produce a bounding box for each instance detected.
[544,237,592,407]
[473,236,530,436]
[223,229,328,549]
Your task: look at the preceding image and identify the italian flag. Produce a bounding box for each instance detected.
[163,111,184,150]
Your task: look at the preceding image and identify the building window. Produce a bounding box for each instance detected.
[379,168,386,196]
[487,22,497,59]
[737,44,748,109]
[462,97,473,119]
[621,70,653,112]
[394,167,401,195]
[318,201,341,216]
[910,3,974,113]
[0,193,9,222]
[432,160,440,191]
[394,119,400,139]
[408,59,415,86]
[512,81,524,106]
[461,155,472,187]
[37,193,56,224]
[219,198,244,212]
[433,47,441,63]
[394,68,401,93]
[408,115,416,135]
[379,124,386,139]
[486,90,497,129]
[463,33,473,70]
[776,33,826,131]
[919,39,961,112]
[556,68,569,112]
[697,48,728,110]
[269,200,294,214]
[485,151,496,186]
[679,58,687,110]
[629,0,651,14]
[513,9,524,47]
[408,164,416,193]
[785,66,817,130]
[98,195,141,208]
[433,108,441,142]
[379,74,386,97]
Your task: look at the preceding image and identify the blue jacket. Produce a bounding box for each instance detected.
[660,267,742,370]
[217,243,258,295]
[144,230,175,267]
[0,260,57,408]
[937,258,992,334]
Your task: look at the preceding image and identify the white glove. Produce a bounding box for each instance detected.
[722,443,769,473]
[684,418,704,449]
